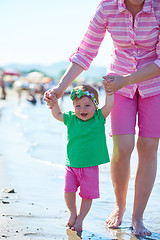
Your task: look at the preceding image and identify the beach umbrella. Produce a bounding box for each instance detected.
[3,69,20,76]
[41,77,52,83]
[25,71,44,83]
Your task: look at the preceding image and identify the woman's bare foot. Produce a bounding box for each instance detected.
[106,204,125,228]
[66,213,77,228]
[71,215,83,231]
[132,218,151,237]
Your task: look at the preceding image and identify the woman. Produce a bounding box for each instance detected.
[44,0,160,236]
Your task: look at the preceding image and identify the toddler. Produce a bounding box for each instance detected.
[45,84,114,232]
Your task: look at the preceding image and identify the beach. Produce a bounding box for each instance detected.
[0,88,160,240]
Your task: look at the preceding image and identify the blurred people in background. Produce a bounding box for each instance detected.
[0,72,6,100]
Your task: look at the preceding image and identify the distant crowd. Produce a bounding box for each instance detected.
[0,70,103,105]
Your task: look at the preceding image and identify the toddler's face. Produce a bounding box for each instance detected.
[73,96,96,121]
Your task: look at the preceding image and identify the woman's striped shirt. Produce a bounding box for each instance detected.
[70,0,160,98]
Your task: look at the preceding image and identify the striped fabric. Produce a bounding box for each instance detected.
[70,0,160,98]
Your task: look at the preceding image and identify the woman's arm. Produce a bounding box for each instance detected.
[103,63,160,94]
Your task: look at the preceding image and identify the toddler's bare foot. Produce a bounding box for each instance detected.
[132,217,151,237]
[71,215,83,231]
[66,213,77,228]
[106,204,125,228]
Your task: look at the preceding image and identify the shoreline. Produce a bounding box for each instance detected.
[0,89,28,238]
[0,90,47,239]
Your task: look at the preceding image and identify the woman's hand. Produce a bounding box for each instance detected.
[44,84,64,102]
[103,75,126,94]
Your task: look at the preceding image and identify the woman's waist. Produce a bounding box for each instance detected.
[108,48,157,73]
[107,57,158,75]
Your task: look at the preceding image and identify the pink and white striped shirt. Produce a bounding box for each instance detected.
[70,0,160,98]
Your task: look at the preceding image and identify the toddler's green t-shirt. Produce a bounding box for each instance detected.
[63,109,110,168]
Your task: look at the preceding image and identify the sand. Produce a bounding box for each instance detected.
[0,157,31,240]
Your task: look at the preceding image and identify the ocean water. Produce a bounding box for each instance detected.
[0,91,160,240]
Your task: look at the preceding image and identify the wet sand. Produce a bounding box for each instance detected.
[0,157,31,240]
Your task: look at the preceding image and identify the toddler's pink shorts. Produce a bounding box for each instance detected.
[64,166,99,199]
[111,92,160,138]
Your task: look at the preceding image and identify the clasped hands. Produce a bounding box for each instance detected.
[43,90,58,109]
[103,74,125,94]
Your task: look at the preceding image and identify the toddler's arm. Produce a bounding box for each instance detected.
[101,80,114,119]
[47,95,63,122]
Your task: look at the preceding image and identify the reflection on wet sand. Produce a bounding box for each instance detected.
[106,226,139,240]
[66,228,82,240]
[106,226,160,240]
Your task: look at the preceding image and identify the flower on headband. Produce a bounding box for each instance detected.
[70,89,84,100]
[70,89,98,109]
[70,89,77,100]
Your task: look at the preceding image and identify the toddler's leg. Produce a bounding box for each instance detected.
[65,192,77,228]
[72,198,92,231]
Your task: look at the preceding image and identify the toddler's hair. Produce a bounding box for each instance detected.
[73,84,99,103]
